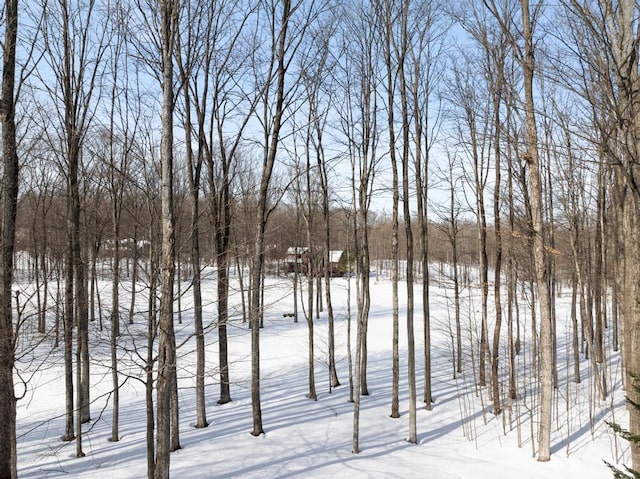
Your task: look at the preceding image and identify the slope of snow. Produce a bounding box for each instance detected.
[14,270,625,478]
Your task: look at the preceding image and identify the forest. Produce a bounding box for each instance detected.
[1,0,640,478]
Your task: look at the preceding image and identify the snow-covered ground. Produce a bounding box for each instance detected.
[14,268,625,478]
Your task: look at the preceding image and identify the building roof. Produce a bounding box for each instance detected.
[286,246,309,255]
[329,250,343,263]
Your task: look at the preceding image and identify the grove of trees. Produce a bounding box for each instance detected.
[2,0,640,477]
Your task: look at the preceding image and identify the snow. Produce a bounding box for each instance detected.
[14,268,625,478]
[329,250,344,263]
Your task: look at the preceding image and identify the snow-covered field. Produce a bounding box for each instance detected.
[14,268,625,478]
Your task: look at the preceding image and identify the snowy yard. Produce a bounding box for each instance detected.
[14,270,624,478]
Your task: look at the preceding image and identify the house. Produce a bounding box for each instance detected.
[286,247,351,277]
[328,250,349,277]
[285,246,310,274]
[102,238,150,258]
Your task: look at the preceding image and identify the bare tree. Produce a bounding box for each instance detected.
[334,0,382,452]
[155,0,179,475]
[101,0,141,441]
[38,0,110,450]
[291,138,319,401]
[436,151,464,378]
[518,0,553,461]
[175,0,207,426]
[408,0,447,410]
[377,0,401,421]
[387,0,418,444]
[305,22,341,390]
[203,0,259,407]
[558,1,640,467]
[455,0,511,414]
[489,38,509,416]
[482,0,553,460]
[249,0,302,436]
[130,123,163,479]
[449,47,491,390]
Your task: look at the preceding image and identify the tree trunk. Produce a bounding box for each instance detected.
[352,294,363,454]
[213,158,232,405]
[250,225,266,436]
[146,252,158,479]
[75,322,84,457]
[303,159,316,401]
[110,221,120,442]
[413,64,432,410]
[155,0,178,475]
[571,272,580,383]
[491,104,503,415]
[520,0,553,461]
[250,0,292,436]
[395,1,417,442]
[170,367,180,451]
[357,202,371,397]
[476,165,489,389]
[0,0,19,472]
[381,5,400,418]
[217,257,232,404]
[623,193,640,468]
[129,228,138,325]
[346,247,354,404]
[34,234,44,334]
[63,191,75,443]
[76,243,90,426]
[180,65,208,425]
[316,127,339,389]
[306,263,317,400]
[90,242,98,325]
